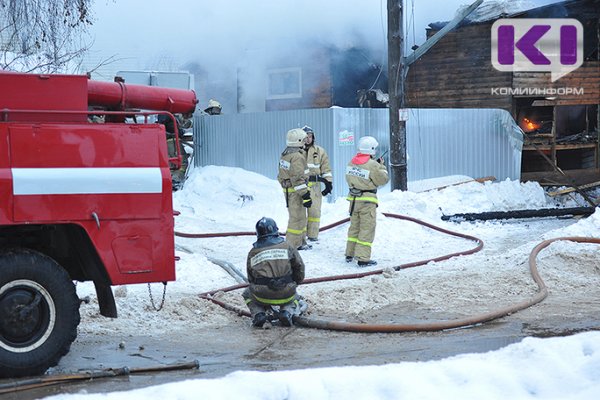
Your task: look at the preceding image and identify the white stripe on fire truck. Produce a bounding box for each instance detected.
[12,167,163,195]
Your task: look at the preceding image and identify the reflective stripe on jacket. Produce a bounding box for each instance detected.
[278,147,309,195]
[306,144,333,184]
[246,240,305,302]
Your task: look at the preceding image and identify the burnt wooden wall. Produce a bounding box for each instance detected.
[406,23,513,111]
[406,21,600,114]
[512,62,600,107]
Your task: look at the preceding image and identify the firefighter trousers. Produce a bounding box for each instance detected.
[167,138,188,188]
[307,184,323,240]
[345,201,377,262]
[285,190,307,249]
[242,288,302,317]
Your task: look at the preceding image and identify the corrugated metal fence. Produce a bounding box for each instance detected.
[193,108,523,199]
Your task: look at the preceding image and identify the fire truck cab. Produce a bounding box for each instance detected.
[0,72,197,377]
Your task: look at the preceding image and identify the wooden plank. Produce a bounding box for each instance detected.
[523,143,599,151]
[522,169,600,187]
[548,180,600,197]
[405,0,484,67]
[418,176,496,193]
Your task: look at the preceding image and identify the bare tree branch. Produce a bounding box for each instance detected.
[0,0,95,73]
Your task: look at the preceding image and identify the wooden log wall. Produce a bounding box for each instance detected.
[406,23,513,111]
[513,62,600,106]
[407,19,599,110]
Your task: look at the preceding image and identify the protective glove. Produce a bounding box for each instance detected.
[321,180,333,196]
[302,192,313,208]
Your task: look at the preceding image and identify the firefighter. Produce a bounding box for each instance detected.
[345,136,389,266]
[278,128,312,250]
[204,99,222,115]
[302,125,333,242]
[242,217,306,328]
[158,113,193,191]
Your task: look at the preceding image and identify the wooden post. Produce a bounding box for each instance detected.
[551,105,557,166]
[387,0,408,191]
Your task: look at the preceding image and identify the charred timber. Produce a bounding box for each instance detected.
[442,206,596,222]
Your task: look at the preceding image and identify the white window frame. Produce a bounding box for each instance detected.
[266,67,302,100]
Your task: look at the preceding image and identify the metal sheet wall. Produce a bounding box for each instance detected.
[194,109,333,182]
[194,108,523,199]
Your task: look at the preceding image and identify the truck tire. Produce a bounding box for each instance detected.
[0,249,80,378]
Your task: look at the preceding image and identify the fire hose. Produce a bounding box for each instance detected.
[0,361,200,394]
[294,236,600,333]
[179,214,600,333]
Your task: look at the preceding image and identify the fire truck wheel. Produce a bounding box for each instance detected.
[0,250,80,378]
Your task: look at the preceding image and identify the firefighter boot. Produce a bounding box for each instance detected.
[252,312,268,328]
[278,310,293,327]
[357,260,378,267]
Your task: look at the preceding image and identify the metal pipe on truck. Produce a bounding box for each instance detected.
[87,79,198,113]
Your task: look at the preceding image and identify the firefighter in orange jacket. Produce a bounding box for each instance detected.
[278,128,312,250]
[242,217,306,328]
[302,125,333,242]
[345,136,389,266]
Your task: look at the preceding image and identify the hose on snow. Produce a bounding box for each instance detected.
[180,214,599,333]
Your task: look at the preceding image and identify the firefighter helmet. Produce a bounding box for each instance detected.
[204,99,222,114]
[286,128,307,147]
[302,125,314,134]
[255,217,279,238]
[302,125,315,142]
[358,136,379,155]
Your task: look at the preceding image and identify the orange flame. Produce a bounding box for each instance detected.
[522,117,540,132]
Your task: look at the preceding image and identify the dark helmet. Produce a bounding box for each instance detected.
[255,217,279,238]
[302,125,315,142]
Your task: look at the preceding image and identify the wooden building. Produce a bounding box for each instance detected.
[261,46,387,112]
[406,0,600,185]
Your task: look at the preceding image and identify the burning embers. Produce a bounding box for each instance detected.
[517,106,554,134]
[522,117,541,132]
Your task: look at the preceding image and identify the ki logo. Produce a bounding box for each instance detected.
[491,19,583,82]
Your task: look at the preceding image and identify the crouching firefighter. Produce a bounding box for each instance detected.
[242,217,307,328]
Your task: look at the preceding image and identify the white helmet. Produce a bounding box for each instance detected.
[286,128,307,147]
[207,99,221,109]
[358,136,379,155]
[204,99,222,114]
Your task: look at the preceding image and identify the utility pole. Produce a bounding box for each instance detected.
[387,0,407,191]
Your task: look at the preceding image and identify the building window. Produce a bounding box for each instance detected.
[267,67,302,99]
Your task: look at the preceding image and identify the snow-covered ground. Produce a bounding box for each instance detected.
[49,165,600,399]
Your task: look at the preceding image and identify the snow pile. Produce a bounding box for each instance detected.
[174,165,288,232]
[47,331,600,400]
[383,178,552,218]
[459,0,536,23]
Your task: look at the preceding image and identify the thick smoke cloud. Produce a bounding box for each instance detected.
[85,0,562,112]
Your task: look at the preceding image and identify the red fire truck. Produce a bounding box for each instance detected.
[0,72,197,377]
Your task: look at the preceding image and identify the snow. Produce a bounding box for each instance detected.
[458,0,537,23]
[47,165,600,399]
[47,331,600,400]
